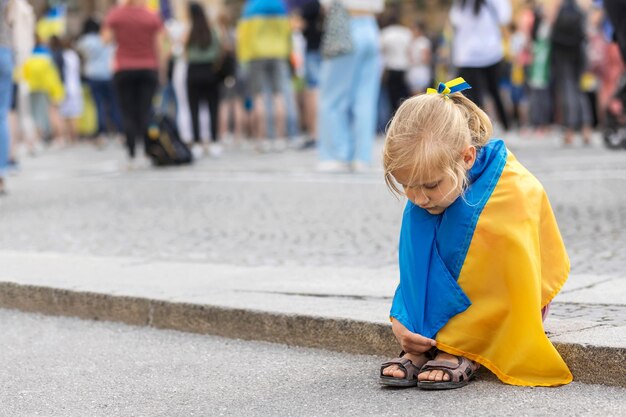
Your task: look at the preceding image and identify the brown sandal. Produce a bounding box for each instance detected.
[380,352,430,387]
[417,356,480,390]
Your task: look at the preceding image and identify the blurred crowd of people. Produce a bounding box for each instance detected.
[0,0,625,193]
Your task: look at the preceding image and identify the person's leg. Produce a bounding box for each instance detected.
[247,60,268,140]
[483,62,510,131]
[29,92,46,140]
[0,48,12,190]
[100,79,123,133]
[386,70,409,116]
[207,79,221,143]
[16,82,39,153]
[270,59,289,140]
[8,84,20,162]
[558,62,581,143]
[88,79,106,136]
[317,43,358,162]
[114,71,140,157]
[136,70,158,155]
[186,65,203,143]
[350,16,381,165]
[218,87,232,140]
[457,67,484,107]
[304,51,321,142]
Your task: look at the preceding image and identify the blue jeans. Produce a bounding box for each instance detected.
[318,16,381,164]
[305,50,321,88]
[0,47,13,178]
[87,78,123,135]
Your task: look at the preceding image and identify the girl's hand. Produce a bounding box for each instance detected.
[391,318,437,354]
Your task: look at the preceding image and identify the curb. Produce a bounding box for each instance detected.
[1,282,624,387]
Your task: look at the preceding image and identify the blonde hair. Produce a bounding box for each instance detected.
[383,92,493,197]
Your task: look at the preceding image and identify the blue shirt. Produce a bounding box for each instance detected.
[77,33,114,81]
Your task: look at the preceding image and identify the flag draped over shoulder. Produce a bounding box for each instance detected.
[390,139,572,387]
[236,0,291,63]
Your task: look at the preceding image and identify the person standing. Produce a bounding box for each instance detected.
[217,11,247,148]
[299,0,323,150]
[317,0,384,172]
[9,0,39,159]
[406,20,432,95]
[77,17,123,147]
[50,36,83,145]
[237,0,291,149]
[549,0,592,145]
[103,0,164,168]
[380,15,413,116]
[449,0,512,131]
[21,37,65,146]
[185,2,222,159]
[0,0,15,194]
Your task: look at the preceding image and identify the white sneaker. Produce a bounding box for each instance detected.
[208,143,224,158]
[316,160,350,173]
[191,143,204,160]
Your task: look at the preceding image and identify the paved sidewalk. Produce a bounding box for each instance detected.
[1,134,625,387]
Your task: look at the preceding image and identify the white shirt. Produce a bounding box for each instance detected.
[320,0,384,13]
[449,0,512,68]
[380,25,413,71]
[409,36,431,68]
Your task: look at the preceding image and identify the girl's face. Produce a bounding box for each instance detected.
[392,146,476,215]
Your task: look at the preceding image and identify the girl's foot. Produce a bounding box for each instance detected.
[380,352,429,382]
[417,351,458,382]
[417,352,480,390]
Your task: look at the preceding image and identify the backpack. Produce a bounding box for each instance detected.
[551,0,585,48]
[145,114,193,166]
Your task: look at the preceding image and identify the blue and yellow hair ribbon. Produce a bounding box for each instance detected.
[426,77,472,99]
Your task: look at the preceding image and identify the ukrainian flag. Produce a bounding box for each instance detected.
[236,0,291,63]
[36,6,66,42]
[391,139,572,386]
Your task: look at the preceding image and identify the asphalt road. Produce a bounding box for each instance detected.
[1,309,625,417]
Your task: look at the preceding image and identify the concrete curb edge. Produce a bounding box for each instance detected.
[1,282,624,387]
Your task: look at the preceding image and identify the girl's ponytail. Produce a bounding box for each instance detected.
[450,94,492,148]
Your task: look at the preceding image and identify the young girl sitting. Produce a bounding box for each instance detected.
[379,78,572,390]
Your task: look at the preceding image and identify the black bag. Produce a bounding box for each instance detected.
[145,114,193,166]
[551,0,585,48]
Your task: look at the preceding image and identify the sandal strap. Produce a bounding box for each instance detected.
[420,356,478,383]
[380,357,417,379]
[420,359,462,371]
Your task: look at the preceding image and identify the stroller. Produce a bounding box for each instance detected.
[603,0,626,149]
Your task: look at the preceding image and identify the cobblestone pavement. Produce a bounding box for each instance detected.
[1,134,625,276]
[1,134,625,329]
